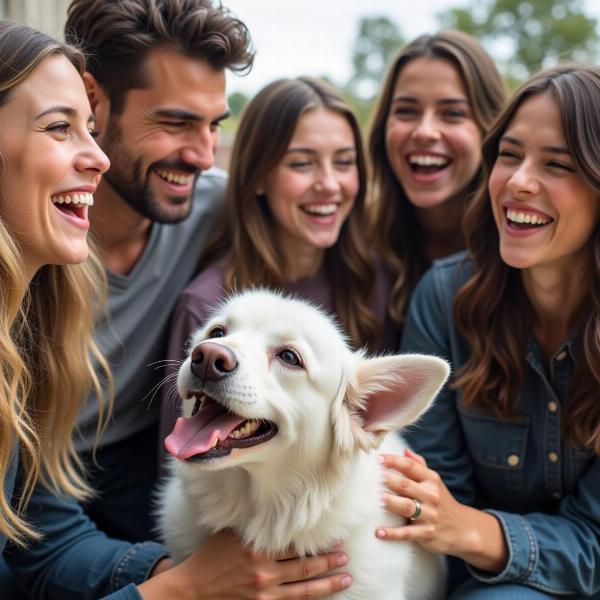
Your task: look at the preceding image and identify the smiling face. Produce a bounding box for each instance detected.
[94,48,228,223]
[489,92,600,274]
[261,107,359,271]
[0,53,109,280]
[385,57,482,212]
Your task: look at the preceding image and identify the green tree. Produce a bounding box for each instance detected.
[439,0,599,82]
[228,91,248,119]
[347,16,404,99]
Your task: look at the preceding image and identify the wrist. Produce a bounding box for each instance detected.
[150,557,174,577]
[138,563,194,600]
[454,508,508,574]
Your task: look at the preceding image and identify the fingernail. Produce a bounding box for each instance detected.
[341,575,352,588]
[336,553,348,566]
[376,528,386,538]
[378,455,385,464]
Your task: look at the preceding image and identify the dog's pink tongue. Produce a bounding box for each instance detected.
[165,410,246,460]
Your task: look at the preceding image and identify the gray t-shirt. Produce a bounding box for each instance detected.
[76,168,226,451]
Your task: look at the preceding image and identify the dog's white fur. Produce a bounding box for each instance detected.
[158,290,449,599]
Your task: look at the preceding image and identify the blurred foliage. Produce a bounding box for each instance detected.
[347,16,404,98]
[439,0,599,81]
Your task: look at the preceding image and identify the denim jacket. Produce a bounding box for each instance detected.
[2,449,167,599]
[401,251,600,596]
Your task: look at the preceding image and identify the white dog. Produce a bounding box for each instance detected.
[158,290,449,599]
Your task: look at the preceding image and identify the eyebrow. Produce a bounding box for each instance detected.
[500,135,570,154]
[391,95,469,105]
[152,108,230,123]
[35,105,96,125]
[286,146,356,154]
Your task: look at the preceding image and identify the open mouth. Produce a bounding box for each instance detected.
[505,208,553,230]
[51,193,93,219]
[165,394,278,462]
[301,203,339,217]
[407,154,451,175]
[155,169,195,186]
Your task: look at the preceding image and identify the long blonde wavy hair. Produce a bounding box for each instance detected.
[0,20,112,546]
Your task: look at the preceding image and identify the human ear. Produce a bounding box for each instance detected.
[82,72,111,132]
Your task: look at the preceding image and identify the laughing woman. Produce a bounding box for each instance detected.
[0,15,110,583]
[368,31,506,331]
[161,77,393,449]
[380,65,600,598]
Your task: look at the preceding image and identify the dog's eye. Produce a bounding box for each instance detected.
[207,326,225,339]
[277,349,301,367]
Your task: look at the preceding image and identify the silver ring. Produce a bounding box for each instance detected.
[409,498,422,521]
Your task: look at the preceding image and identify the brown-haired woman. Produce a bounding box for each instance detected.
[378,65,600,598]
[368,30,506,331]
[161,76,393,444]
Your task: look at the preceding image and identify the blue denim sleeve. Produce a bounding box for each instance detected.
[400,262,477,506]
[4,483,169,599]
[468,457,600,596]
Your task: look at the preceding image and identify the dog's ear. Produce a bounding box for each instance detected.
[333,354,449,452]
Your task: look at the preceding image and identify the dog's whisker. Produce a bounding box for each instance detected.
[148,359,184,369]
[140,373,179,408]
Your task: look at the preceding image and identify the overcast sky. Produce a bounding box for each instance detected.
[224,0,600,97]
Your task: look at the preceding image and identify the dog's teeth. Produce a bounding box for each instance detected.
[229,419,260,440]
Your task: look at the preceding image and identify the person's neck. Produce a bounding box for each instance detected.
[522,256,588,360]
[91,178,152,275]
[415,195,465,262]
[281,242,325,283]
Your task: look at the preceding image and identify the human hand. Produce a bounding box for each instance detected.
[375,449,467,555]
[140,529,352,599]
[375,450,507,573]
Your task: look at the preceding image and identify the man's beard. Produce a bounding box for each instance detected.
[100,116,197,224]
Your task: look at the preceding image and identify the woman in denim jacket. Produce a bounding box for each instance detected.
[378,65,600,598]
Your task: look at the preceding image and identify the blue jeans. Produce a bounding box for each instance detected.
[450,578,600,599]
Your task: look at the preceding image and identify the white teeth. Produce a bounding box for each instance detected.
[51,192,94,206]
[506,209,550,225]
[409,154,449,167]
[303,203,337,216]
[156,169,194,185]
[228,420,260,440]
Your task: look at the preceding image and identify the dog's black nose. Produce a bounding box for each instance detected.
[190,342,237,381]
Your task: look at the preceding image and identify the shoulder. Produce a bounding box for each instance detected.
[177,264,227,315]
[420,250,474,300]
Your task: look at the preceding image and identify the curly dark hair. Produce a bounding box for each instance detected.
[65,0,254,113]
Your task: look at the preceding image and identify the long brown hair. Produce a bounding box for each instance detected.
[0,20,112,545]
[202,77,380,351]
[455,65,600,452]
[368,30,506,327]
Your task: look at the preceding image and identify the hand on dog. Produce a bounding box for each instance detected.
[142,529,352,599]
[376,450,508,574]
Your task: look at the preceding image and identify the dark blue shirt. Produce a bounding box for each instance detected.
[401,251,600,596]
[2,449,165,599]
